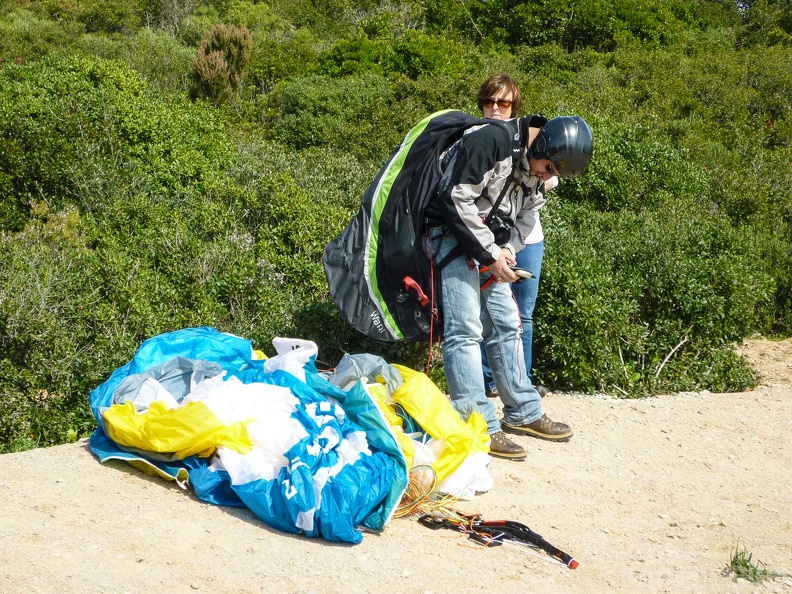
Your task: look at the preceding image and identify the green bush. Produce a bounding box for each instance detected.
[264,70,485,163]
[0,8,85,63]
[244,28,320,97]
[572,116,709,213]
[0,54,243,450]
[264,0,362,38]
[76,0,145,34]
[314,22,483,80]
[423,0,697,51]
[77,27,196,94]
[740,0,792,46]
[535,201,768,394]
[749,216,792,335]
[145,0,202,36]
[0,54,234,230]
[265,73,402,161]
[0,204,101,450]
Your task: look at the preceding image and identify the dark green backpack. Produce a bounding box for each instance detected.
[323,110,519,342]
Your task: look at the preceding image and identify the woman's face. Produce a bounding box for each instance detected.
[481,88,514,120]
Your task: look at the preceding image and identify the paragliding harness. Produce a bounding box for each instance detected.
[418,512,578,569]
[323,110,543,349]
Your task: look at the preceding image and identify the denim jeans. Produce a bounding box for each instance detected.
[428,230,543,434]
[482,240,544,392]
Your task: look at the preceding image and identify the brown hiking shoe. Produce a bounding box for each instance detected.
[488,431,526,460]
[501,414,573,442]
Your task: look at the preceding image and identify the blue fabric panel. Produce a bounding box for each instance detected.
[308,373,408,530]
[182,460,245,507]
[88,327,406,544]
[89,326,254,423]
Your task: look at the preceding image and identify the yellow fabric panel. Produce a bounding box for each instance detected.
[364,381,415,467]
[102,400,253,459]
[391,426,416,470]
[365,383,404,428]
[126,459,190,485]
[391,365,489,482]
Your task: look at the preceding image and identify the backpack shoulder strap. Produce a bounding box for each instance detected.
[434,119,519,270]
[486,114,550,221]
[483,118,521,225]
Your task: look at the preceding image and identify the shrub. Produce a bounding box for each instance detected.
[387,30,481,79]
[0,8,85,63]
[153,0,201,36]
[263,0,361,38]
[423,0,696,51]
[0,54,234,230]
[76,0,145,34]
[77,27,196,94]
[0,55,141,230]
[265,73,403,161]
[190,23,252,104]
[0,204,100,451]
[0,53,247,451]
[245,28,320,96]
[740,0,792,46]
[535,201,769,395]
[572,116,709,213]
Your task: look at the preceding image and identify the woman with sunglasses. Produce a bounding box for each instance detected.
[476,74,558,402]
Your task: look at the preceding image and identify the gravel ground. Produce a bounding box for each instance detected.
[1,338,790,594]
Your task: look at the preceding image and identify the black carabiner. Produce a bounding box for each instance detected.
[418,515,461,532]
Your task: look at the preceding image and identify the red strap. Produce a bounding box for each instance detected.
[478,266,498,291]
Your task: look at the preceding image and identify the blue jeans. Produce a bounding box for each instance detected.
[482,240,544,392]
[428,230,543,434]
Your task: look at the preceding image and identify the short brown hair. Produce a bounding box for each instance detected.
[476,74,522,117]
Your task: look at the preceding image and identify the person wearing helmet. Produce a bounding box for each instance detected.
[476,74,557,404]
[423,105,593,460]
[525,115,593,179]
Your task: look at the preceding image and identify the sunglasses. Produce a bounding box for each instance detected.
[482,97,513,109]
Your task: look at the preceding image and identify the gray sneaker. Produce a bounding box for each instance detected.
[488,431,526,460]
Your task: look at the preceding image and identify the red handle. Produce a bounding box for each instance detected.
[403,276,429,307]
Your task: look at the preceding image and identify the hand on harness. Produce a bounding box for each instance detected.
[480,258,533,291]
[484,250,518,285]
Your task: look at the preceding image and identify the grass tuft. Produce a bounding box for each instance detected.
[723,543,789,584]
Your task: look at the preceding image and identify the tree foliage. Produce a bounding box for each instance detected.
[190,23,252,104]
[0,0,791,451]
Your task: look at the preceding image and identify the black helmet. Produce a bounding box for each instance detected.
[529,116,593,179]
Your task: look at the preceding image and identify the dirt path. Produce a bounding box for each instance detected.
[1,339,791,594]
